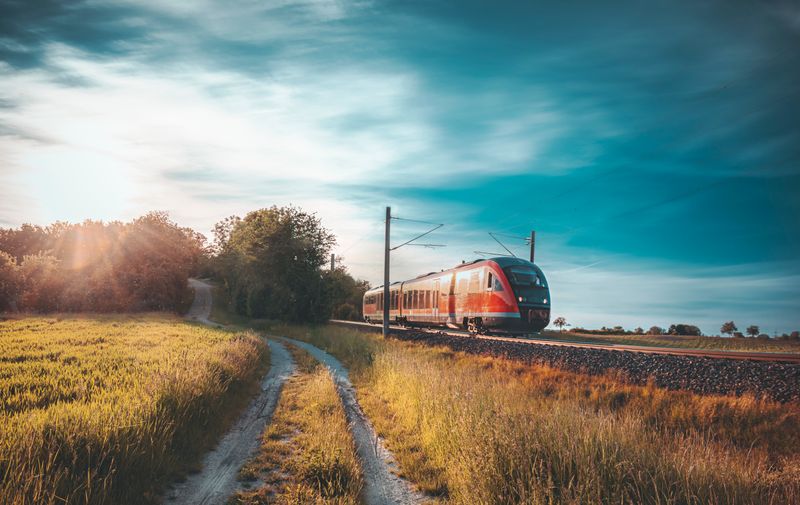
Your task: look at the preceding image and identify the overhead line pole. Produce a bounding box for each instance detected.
[383,206,391,338]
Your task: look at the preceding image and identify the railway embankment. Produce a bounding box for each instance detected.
[394,331,800,403]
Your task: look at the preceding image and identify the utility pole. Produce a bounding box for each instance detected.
[330,253,335,271]
[529,230,536,263]
[383,206,391,337]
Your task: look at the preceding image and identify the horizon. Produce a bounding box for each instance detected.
[1,0,799,334]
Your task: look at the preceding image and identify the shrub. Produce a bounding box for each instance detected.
[668,324,702,336]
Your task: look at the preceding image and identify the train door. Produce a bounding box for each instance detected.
[432,279,440,323]
[447,272,457,328]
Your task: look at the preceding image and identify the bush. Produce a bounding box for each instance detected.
[757,333,770,340]
[668,324,702,336]
[647,326,664,335]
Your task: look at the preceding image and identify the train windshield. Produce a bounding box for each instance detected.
[504,265,547,289]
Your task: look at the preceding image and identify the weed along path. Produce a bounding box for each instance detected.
[280,336,426,505]
[168,340,295,504]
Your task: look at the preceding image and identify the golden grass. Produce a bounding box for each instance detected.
[273,325,800,505]
[233,344,363,505]
[0,314,268,505]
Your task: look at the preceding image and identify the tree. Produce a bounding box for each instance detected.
[720,321,737,337]
[790,331,800,341]
[634,327,644,335]
[324,263,370,321]
[553,316,567,332]
[0,251,21,311]
[746,325,760,338]
[647,326,664,335]
[213,206,336,322]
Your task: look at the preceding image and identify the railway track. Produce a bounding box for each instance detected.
[330,319,800,364]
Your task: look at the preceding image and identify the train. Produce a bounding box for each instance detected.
[362,257,550,334]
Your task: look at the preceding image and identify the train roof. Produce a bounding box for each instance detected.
[364,257,541,294]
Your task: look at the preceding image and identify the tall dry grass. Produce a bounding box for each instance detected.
[275,325,800,505]
[0,315,268,505]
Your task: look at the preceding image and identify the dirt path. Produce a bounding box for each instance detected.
[187,278,217,326]
[168,280,296,505]
[280,337,426,505]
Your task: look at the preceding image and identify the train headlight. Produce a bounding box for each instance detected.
[543,298,548,304]
[518,296,525,302]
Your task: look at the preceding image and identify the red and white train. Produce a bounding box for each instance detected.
[363,257,550,334]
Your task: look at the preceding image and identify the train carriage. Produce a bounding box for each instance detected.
[363,257,550,334]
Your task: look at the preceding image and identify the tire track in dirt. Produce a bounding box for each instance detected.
[168,280,295,505]
[280,336,426,505]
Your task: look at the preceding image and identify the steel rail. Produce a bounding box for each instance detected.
[329,320,800,364]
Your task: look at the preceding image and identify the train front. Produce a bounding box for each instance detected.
[498,258,551,332]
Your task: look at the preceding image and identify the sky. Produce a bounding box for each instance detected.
[1,0,799,334]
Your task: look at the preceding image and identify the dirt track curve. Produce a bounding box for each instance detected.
[281,336,426,505]
[168,279,295,505]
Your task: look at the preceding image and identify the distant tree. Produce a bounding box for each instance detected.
[791,331,800,341]
[746,325,760,338]
[720,321,737,338]
[324,263,370,321]
[553,316,567,332]
[18,253,63,312]
[0,251,21,311]
[634,327,644,335]
[668,324,702,336]
[757,333,770,340]
[733,331,745,338]
[612,325,624,334]
[647,326,664,335]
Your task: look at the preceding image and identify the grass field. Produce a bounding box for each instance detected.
[272,324,800,505]
[233,344,362,504]
[0,314,268,505]
[539,330,800,353]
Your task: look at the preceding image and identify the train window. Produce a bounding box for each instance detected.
[468,271,480,293]
[487,273,493,290]
[493,277,504,291]
[426,290,431,308]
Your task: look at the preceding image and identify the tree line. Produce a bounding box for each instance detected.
[552,317,799,340]
[0,212,205,312]
[0,206,370,321]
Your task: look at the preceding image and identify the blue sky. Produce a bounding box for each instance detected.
[1,0,798,333]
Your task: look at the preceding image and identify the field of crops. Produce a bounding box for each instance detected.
[541,330,800,353]
[0,315,267,505]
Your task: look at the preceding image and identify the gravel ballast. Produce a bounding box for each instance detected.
[392,331,800,403]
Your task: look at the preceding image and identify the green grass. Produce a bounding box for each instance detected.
[271,324,800,505]
[0,314,268,505]
[539,330,800,353]
[233,345,363,505]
